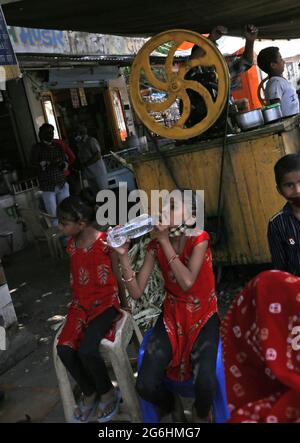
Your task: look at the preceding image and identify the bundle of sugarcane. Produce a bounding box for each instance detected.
[125,237,165,330]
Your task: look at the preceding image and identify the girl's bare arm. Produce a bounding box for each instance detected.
[110,250,129,309]
[115,245,155,300]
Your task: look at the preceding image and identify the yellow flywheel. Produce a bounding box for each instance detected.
[129,29,230,140]
[257,77,268,106]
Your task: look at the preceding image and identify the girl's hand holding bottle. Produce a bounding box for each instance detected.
[106,227,130,256]
[112,240,131,257]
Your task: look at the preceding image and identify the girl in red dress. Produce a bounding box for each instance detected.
[112,191,219,422]
[56,193,128,423]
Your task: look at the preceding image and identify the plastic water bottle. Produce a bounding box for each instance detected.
[107,214,156,248]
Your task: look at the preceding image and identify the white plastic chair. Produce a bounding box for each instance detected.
[53,310,143,423]
[18,207,64,259]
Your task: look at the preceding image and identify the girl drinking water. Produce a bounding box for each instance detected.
[56,192,127,423]
[111,191,220,422]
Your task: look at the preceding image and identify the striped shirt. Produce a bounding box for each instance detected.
[267,203,300,276]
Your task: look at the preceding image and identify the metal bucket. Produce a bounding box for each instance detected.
[235,108,264,131]
[262,104,283,123]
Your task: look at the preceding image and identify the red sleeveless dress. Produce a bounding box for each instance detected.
[147,231,218,381]
[58,232,121,349]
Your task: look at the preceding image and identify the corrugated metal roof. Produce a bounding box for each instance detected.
[17,54,169,69]
[17,53,135,69]
[17,53,166,69]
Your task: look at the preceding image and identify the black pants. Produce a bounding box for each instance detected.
[57,307,118,396]
[66,171,81,196]
[136,312,220,418]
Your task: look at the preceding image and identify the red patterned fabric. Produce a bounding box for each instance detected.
[58,232,121,349]
[53,139,76,177]
[221,270,300,423]
[148,231,218,381]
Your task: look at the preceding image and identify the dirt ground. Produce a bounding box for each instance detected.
[0,243,269,423]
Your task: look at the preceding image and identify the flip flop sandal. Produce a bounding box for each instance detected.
[72,397,97,423]
[96,389,121,423]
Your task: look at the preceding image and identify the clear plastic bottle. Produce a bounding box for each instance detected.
[107,214,156,248]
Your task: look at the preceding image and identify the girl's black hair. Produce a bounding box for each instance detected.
[57,188,96,224]
[274,154,300,188]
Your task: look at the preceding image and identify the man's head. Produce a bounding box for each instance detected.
[274,154,300,205]
[257,47,285,76]
[39,123,54,143]
[77,124,88,138]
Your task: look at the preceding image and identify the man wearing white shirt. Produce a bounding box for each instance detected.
[257,47,299,117]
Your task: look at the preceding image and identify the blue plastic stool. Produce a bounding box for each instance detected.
[137,328,230,423]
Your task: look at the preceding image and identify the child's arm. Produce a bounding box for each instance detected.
[156,226,208,292]
[241,24,258,65]
[113,243,155,300]
[110,251,129,310]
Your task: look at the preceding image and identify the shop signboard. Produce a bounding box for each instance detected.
[7,25,147,57]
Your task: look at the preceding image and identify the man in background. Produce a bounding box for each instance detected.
[30,123,70,225]
[75,124,108,195]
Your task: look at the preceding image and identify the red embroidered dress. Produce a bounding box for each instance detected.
[58,232,121,349]
[147,231,218,381]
